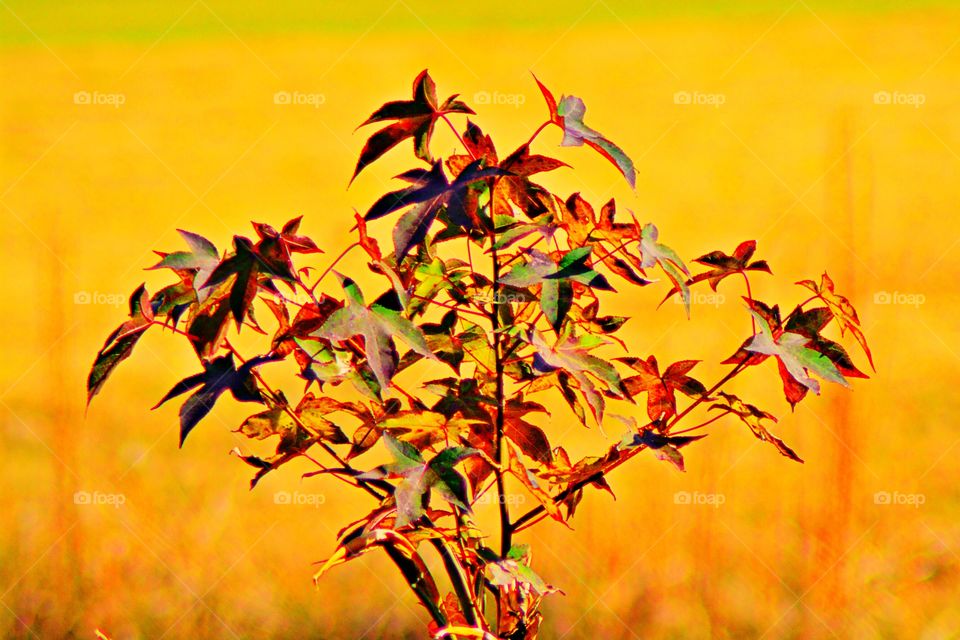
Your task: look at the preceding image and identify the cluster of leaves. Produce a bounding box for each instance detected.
[88,71,872,639]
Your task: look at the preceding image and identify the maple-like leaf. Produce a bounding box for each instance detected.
[797,272,874,371]
[500,247,614,332]
[316,275,436,391]
[200,236,261,325]
[447,121,568,220]
[148,229,219,303]
[619,356,706,423]
[358,434,480,527]
[784,305,870,381]
[231,394,354,487]
[504,440,569,526]
[559,195,650,287]
[153,353,279,446]
[534,445,619,518]
[534,77,635,188]
[200,219,319,327]
[237,392,350,445]
[637,223,692,315]
[530,330,628,425]
[618,429,707,472]
[352,69,474,182]
[745,307,850,397]
[252,217,323,274]
[502,398,553,464]
[710,391,802,462]
[365,161,507,261]
[663,240,771,303]
[87,284,153,405]
[483,544,559,598]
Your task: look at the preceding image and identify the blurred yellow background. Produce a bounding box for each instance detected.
[2,1,959,638]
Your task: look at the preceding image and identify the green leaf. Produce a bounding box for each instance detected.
[556,95,636,188]
[316,275,436,392]
[358,436,479,527]
[639,224,691,316]
[530,330,628,425]
[745,308,849,395]
[149,229,220,303]
[499,248,612,332]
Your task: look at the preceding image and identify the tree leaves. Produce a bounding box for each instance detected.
[447,123,567,220]
[238,392,349,445]
[316,275,436,392]
[153,353,278,446]
[618,429,707,472]
[201,236,260,325]
[484,544,558,599]
[533,78,636,189]
[639,223,692,315]
[358,434,480,527]
[797,272,874,371]
[745,306,850,397]
[663,240,771,303]
[352,69,474,182]
[149,229,219,303]
[710,391,802,462]
[499,247,613,332]
[619,356,706,423]
[365,161,507,260]
[529,330,627,426]
[87,70,876,638]
[87,284,153,405]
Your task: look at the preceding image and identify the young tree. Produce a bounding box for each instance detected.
[88,70,872,639]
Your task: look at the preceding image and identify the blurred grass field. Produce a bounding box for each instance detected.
[2,1,960,638]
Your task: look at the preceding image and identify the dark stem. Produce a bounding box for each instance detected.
[491,242,511,559]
